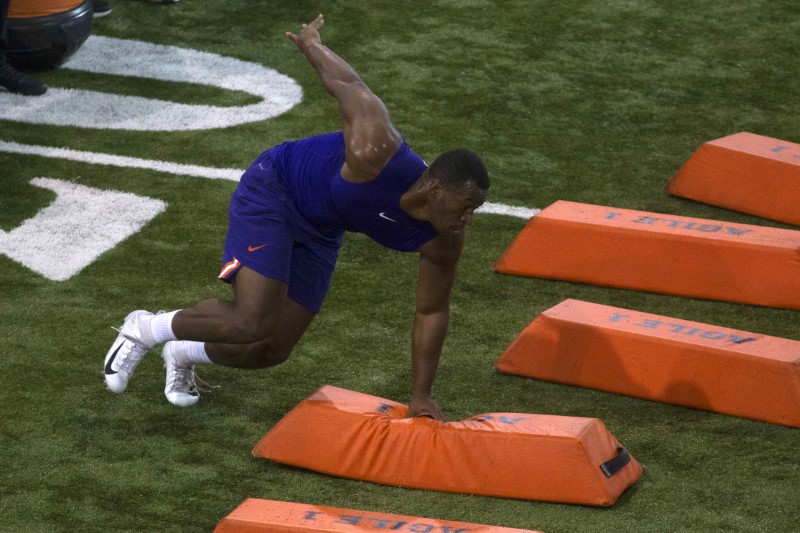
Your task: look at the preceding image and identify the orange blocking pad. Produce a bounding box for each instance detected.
[253,385,642,506]
[496,299,800,427]
[493,200,800,310]
[667,132,800,226]
[214,498,542,533]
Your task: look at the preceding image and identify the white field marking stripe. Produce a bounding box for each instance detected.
[0,140,242,181]
[477,203,540,219]
[0,140,538,220]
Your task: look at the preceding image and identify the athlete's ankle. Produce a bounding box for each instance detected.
[150,310,181,344]
[170,340,213,366]
[137,313,157,346]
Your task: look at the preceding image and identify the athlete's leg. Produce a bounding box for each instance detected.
[171,267,288,345]
[174,232,336,369]
[160,295,313,406]
[104,151,297,396]
[158,234,336,405]
[204,297,315,368]
[159,269,306,406]
[104,265,289,395]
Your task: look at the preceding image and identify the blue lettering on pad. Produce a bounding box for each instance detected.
[604,212,753,236]
[608,313,758,344]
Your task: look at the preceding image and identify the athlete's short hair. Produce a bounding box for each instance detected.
[428,149,490,191]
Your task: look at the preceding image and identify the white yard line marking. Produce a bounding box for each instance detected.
[0,140,539,219]
[0,140,242,180]
[477,202,540,219]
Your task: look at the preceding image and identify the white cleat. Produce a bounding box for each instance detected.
[104,310,154,394]
[162,342,201,407]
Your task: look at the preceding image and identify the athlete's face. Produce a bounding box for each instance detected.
[429,180,488,235]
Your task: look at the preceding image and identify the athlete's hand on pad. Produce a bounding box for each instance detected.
[286,14,324,52]
[408,395,446,422]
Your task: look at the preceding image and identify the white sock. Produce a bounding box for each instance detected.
[150,310,180,344]
[171,340,214,366]
[136,313,157,347]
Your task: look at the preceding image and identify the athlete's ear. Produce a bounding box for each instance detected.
[428,178,444,198]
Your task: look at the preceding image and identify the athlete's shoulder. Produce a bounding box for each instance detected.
[342,126,404,183]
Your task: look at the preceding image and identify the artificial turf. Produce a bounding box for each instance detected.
[1,1,798,531]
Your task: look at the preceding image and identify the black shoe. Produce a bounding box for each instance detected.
[93,1,113,17]
[0,52,48,96]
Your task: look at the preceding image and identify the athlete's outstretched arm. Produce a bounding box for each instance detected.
[407,235,464,421]
[287,14,401,182]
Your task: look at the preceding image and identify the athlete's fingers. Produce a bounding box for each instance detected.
[408,396,447,422]
[286,32,298,43]
[415,409,446,422]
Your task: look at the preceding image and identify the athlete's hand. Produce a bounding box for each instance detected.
[286,14,324,52]
[407,395,446,422]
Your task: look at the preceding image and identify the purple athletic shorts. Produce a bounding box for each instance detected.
[219,152,344,313]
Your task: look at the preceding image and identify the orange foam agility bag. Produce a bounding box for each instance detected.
[667,132,800,226]
[253,385,642,506]
[493,200,800,310]
[214,498,542,533]
[496,299,800,427]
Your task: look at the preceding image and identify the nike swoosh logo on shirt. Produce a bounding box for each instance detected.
[379,212,397,223]
[248,244,268,252]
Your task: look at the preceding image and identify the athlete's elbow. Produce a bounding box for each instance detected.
[323,77,364,98]
[415,303,450,320]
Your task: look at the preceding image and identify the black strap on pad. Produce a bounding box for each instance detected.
[600,447,631,478]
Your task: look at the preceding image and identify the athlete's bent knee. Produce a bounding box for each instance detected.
[228,314,277,344]
[246,340,292,368]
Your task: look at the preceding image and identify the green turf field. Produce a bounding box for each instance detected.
[1,1,798,531]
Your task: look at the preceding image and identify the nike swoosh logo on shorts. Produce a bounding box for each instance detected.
[248,244,268,252]
[379,212,397,223]
[104,343,123,375]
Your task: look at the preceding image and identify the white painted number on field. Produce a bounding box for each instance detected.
[0,35,303,130]
[0,178,166,281]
